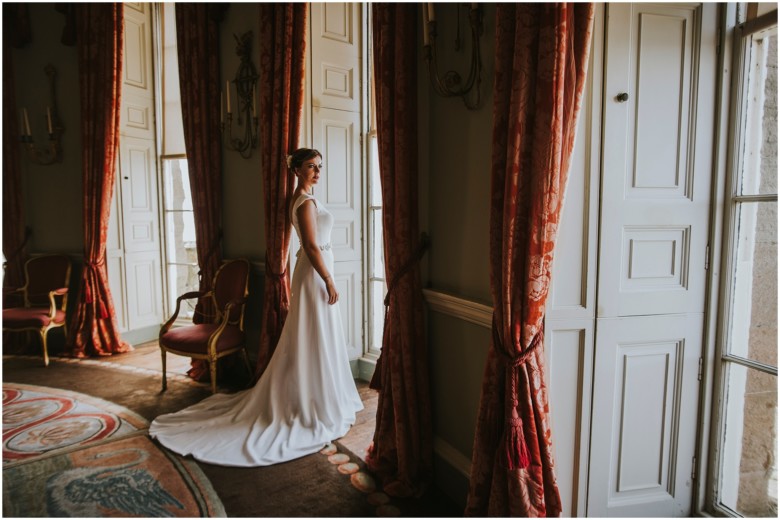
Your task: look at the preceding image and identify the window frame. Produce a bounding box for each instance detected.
[704,7,778,517]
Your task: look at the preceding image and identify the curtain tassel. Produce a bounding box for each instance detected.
[505,410,530,470]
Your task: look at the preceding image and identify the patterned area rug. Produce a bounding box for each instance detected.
[3,384,147,465]
[2,383,225,518]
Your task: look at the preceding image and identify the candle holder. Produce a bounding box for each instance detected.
[20,64,64,165]
[423,4,484,110]
[222,31,259,159]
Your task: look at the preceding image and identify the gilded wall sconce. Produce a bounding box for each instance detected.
[422,3,484,110]
[19,64,64,165]
[222,31,259,159]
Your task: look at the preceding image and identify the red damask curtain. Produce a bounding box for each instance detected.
[68,3,131,357]
[175,4,226,380]
[255,3,307,377]
[465,4,594,517]
[367,4,432,498]
[2,35,26,292]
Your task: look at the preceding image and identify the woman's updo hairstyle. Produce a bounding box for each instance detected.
[286,148,322,171]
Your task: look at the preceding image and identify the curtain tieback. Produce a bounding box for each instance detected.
[370,233,431,392]
[382,232,430,310]
[83,256,108,318]
[492,317,545,470]
[264,252,288,280]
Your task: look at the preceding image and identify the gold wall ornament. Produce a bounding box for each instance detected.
[422,3,484,110]
[20,64,64,165]
[222,31,259,159]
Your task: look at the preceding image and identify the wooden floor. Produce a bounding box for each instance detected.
[92,340,377,463]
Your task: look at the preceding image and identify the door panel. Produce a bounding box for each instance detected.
[310,3,360,112]
[125,251,163,330]
[588,3,717,517]
[335,260,362,359]
[589,314,702,517]
[313,107,362,262]
[119,137,159,254]
[598,3,710,318]
[545,319,595,517]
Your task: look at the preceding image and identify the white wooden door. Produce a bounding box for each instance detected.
[588,3,717,516]
[107,3,164,338]
[309,3,364,361]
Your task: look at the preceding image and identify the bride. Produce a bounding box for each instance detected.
[149,148,364,467]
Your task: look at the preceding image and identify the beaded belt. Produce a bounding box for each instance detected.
[296,243,332,258]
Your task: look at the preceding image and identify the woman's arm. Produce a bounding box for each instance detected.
[296,199,339,305]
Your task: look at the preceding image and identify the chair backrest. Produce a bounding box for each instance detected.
[212,259,250,328]
[24,254,72,308]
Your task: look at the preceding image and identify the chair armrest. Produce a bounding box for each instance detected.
[177,290,206,302]
[47,288,69,319]
[160,291,209,336]
[3,287,23,295]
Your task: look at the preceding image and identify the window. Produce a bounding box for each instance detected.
[159,3,196,319]
[713,12,777,517]
[366,15,386,357]
[162,158,198,319]
[367,130,386,356]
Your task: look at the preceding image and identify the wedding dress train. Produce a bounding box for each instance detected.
[149,194,363,467]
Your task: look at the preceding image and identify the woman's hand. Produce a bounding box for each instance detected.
[325,277,339,305]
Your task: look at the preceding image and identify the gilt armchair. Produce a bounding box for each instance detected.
[2,254,72,366]
[159,258,251,394]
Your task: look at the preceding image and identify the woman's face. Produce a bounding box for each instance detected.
[296,156,323,186]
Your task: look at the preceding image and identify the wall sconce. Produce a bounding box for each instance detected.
[422,3,484,110]
[19,64,64,165]
[222,31,259,159]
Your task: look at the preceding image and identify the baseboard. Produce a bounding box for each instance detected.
[357,357,376,382]
[121,325,162,346]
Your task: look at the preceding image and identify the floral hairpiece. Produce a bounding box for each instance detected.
[286,155,293,169]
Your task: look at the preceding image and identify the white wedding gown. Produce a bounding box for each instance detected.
[149,193,363,467]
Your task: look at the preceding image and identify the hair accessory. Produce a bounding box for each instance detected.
[286,155,293,169]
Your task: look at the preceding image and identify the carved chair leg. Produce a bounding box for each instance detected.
[40,329,49,367]
[209,358,218,394]
[161,348,168,392]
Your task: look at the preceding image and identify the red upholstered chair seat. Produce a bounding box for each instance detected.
[161,324,244,354]
[3,308,66,329]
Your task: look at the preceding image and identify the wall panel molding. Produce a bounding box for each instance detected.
[434,436,472,478]
[423,289,492,329]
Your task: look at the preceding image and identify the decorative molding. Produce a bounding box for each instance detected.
[422,289,492,329]
[434,436,472,478]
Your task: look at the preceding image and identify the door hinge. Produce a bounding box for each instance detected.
[691,456,697,480]
[698,357,704,381]
[705,244,710,270]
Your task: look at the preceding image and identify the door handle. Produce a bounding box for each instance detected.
[616,92,629,102]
